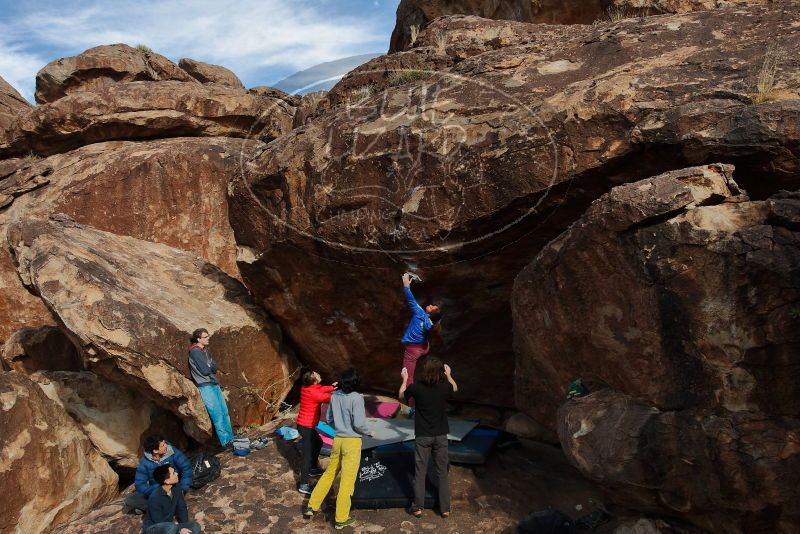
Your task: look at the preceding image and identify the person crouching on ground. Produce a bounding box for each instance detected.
[125,434,193,514]
[399,356,458,519]
[296,370,338,495]
[188,328,234,449]
[400,273,442,414]
[304,368,372,530]
[143,464,201,534]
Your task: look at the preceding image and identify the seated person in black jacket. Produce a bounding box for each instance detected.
[142,465,201,534]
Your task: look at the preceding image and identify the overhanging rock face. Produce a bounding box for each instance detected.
[229,4,800,406]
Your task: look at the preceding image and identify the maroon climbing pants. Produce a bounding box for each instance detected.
[402,342,430,406]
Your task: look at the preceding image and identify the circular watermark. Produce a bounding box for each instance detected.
[238,61,559,259]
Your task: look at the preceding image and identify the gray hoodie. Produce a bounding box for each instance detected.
[326,390,370,438]
[188,346,218,386]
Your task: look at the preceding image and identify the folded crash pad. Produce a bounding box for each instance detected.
[371,427,500,465]
[317,417,480,451]
[445,418,479,441]
[316,421,335,438]
[361,418,416,450]
[447,428,499,464]
[351,453,438,509]
[365,400,400,418]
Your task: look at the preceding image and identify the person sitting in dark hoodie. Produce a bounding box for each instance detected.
[124,434,193,514]
[142,464,201,534]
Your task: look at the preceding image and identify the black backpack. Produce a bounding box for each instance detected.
[518,509,576,534]
[186,450,221,489]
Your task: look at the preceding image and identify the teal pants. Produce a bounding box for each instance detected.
[198,384,234,445]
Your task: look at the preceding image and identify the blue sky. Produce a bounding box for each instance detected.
[0,0,400,102]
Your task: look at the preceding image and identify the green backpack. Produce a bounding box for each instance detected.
[566,378,589,399]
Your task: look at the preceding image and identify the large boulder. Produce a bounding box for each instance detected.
[559,389,800,532]
[1,81,295,158]
[229,4,800,405]
[179,58,245,90]
[8,215,298,441]
[0,371,117,534]
[513,164,745,423]
[513,164,800,422]
[34,44,196,104]
[0,156,55,342]
[33,370,186,470]
[0,136,256,347]
[389,0,773,51]
[514,165,800,531]
[0,245,54,343]
[389,0,599,51]
[1,137,255,279]
[0,76,30,145]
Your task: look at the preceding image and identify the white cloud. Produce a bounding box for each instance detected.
[0,0,389,101]
[0,36,44,103]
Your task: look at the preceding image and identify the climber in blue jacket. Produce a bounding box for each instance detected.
[400,273,443,395]
[123,434,193,514]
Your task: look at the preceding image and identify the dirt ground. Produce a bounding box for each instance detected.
[56,414,630,534]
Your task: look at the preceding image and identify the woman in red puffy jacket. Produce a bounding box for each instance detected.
[296,370,337,494]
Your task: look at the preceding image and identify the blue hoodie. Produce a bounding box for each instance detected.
[401,286,433,345]
[134,443,193,496]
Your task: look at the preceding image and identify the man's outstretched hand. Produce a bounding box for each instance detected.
[402,273,412,287]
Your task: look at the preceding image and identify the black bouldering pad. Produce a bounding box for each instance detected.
[351,453,438,509]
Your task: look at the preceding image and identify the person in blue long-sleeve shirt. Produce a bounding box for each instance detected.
[142,465,201,534]
[188,328,234,447]
[124,434,193,514]
[400,274,442,407]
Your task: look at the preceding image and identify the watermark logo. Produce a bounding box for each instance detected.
[240,60,559,258]
[359,460,388,482]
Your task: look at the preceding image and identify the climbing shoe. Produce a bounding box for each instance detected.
[334,517,356,529]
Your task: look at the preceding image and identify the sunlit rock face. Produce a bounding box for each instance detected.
[8,215,298,440]
[388,0,774,52]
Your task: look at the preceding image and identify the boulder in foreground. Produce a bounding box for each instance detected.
[0,371,118,534]
[8,215,298,441]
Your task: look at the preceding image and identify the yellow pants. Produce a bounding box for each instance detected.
[308,436,362,523]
